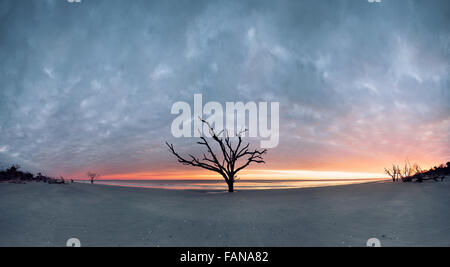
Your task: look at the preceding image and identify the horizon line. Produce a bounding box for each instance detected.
[85,169,389,181]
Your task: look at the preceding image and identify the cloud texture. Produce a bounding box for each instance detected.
[0,0,449,177]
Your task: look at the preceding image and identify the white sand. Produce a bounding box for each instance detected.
[0,180,449,247]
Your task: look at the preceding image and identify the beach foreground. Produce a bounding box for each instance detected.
[0,180,449,247]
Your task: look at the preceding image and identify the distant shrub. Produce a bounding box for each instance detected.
[0,165,65,184]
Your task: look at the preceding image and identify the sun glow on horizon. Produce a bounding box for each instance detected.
[97,169,388,181]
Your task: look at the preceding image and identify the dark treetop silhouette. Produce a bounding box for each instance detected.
[87,172,100,184]
[166,119,267,192]
[0,165,65,184]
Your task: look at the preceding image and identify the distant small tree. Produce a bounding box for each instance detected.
[87,172,100,184]
[385,161,423,182]
[7,164,20,174]
[385,164,400,182]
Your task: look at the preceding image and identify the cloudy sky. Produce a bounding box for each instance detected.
[0,0,449,179]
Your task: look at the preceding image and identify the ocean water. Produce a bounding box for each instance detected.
[82,178,389,191]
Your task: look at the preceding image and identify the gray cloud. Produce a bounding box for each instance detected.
[0,0,449,176]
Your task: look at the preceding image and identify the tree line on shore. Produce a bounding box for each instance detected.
[385,161,450,183]
[0,165,68,184]
[2,161,448,186]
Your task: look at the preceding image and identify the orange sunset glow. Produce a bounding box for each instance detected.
[99,169,389,181]
[76,150,447,181]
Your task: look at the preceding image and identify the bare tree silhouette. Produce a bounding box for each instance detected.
[385,164,400,182]
[166,119,267,192]
[87,172,100,184]
[384,160,449,183]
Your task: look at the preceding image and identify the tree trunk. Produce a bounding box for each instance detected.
[91,180,94,184]
[227,181,234,193]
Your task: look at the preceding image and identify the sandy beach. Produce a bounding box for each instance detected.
[0,180,449,247]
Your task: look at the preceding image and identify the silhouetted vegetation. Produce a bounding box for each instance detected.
[385,161,449,183]
[0,165,66,184]
[87,172,100,184]
[166,119,267,193]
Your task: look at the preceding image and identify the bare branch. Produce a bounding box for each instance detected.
[165,120,268,192]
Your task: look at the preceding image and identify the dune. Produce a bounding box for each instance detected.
[0,179,449,247]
